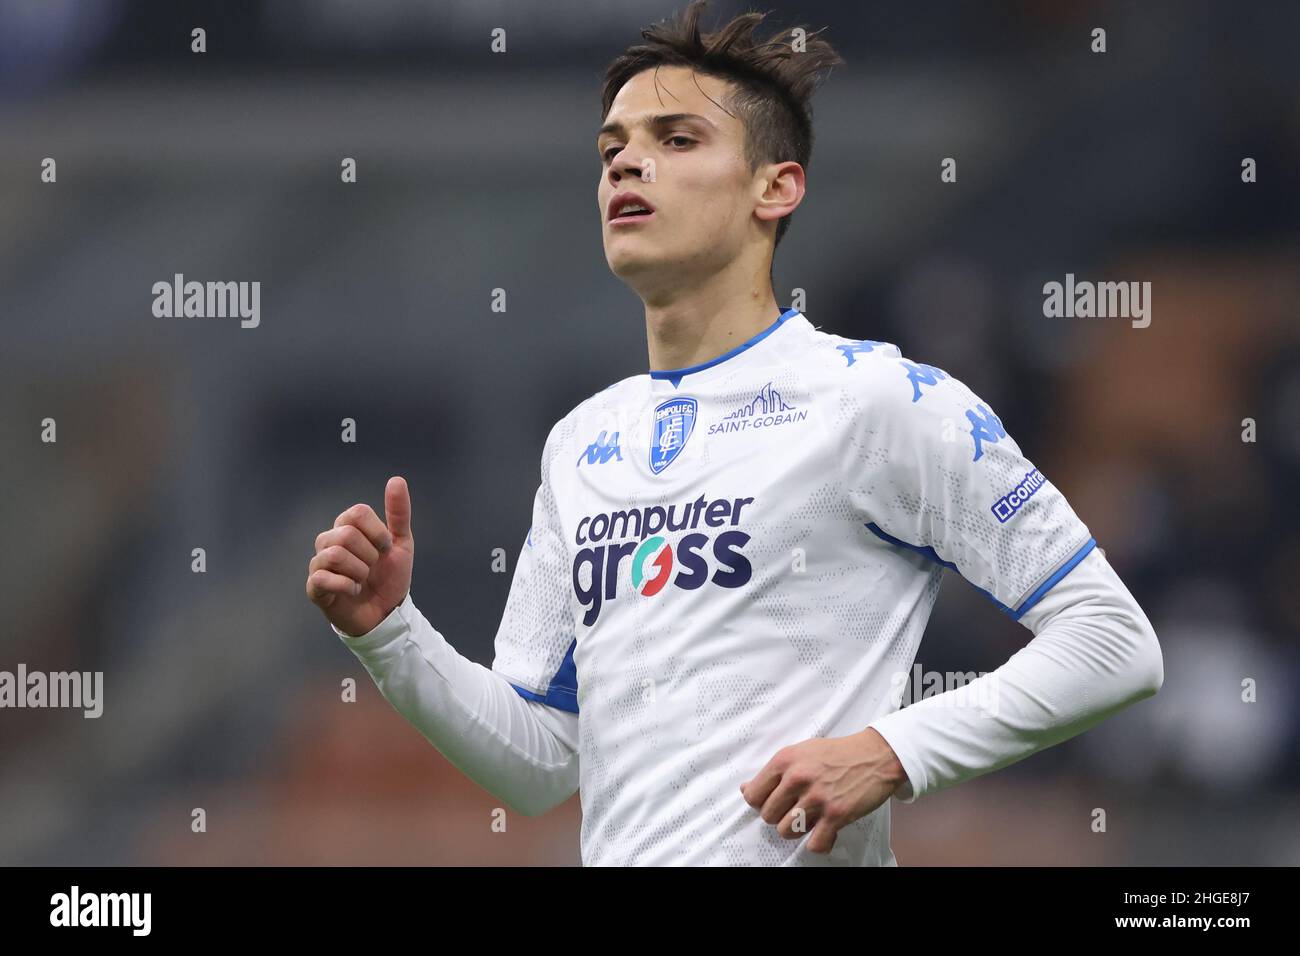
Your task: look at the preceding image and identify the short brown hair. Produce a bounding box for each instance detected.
[601,1,843,250]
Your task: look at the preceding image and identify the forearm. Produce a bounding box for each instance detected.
[868,549,1163,802]
[335,593,579,816]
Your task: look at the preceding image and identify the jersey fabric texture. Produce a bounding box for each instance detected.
[490,306,1096,866]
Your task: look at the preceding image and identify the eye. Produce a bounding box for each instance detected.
[602,144,622,163]
[667,135,695,149]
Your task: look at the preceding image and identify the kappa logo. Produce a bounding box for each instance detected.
[837,339,899,366]
[900,361,947,402]
[578,430,623,467]
[649,397,697,474]
[967,404,1006,461]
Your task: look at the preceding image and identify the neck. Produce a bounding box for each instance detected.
[641,261,781,372]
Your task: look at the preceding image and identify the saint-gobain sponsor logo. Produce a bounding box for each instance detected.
[573,494,755,625]
[991,468,1046,523]
[708,382,807,436]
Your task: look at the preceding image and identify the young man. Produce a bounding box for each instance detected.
[306,2,1162,866]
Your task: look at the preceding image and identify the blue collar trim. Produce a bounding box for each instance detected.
[649,307,799,388]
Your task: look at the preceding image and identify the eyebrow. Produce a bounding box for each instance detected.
[597,112,718,140]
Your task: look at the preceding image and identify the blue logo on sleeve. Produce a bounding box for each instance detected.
[837,340,896,366]
[992,468,1045,522]
[649,397,697,474]
[967,404,1007,461]
[900,361,947,402]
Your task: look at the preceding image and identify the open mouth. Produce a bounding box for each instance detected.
[608,193,656,224]
[611,208,654,225]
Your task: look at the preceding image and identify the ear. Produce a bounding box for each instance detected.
[754,161,805,225]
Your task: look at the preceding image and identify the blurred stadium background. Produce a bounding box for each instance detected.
[1,0,1297,865]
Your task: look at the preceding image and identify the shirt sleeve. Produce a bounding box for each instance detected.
[328,419,581,816]
[867,546,1163,802]
[838,348,1095,619]
[834,346,1161,801]
[334,592,579,816]
[490,419,582,714]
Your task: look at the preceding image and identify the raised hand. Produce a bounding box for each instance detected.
[306,476,415,637]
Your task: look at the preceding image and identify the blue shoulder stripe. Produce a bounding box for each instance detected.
[509,638,579,714]
[1012,538,1096,618]
[864,522,1097,621]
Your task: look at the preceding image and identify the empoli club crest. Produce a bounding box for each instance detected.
[649,397,697,474]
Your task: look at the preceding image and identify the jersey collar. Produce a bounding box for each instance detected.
[649,307,802,389]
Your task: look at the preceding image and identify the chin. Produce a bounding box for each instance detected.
[606,247,666,279]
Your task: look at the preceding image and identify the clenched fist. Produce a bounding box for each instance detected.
[306,475,415,637]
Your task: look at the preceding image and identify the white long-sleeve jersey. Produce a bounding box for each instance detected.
[335,307,1163,866]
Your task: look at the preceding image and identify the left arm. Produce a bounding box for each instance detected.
[867,545,1162,805]
[741,547,1162,853]
[741,347,1163,853]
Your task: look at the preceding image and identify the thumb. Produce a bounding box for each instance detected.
[385,475,413,542]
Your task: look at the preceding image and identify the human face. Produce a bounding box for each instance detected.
[597,66,759,290]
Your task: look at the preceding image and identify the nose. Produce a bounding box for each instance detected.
[608,148,646,187]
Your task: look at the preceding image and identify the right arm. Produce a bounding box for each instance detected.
[334,589,578,817]
[307,473,579,817]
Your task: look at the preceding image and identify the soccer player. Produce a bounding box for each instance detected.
[306,1,1163,866]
